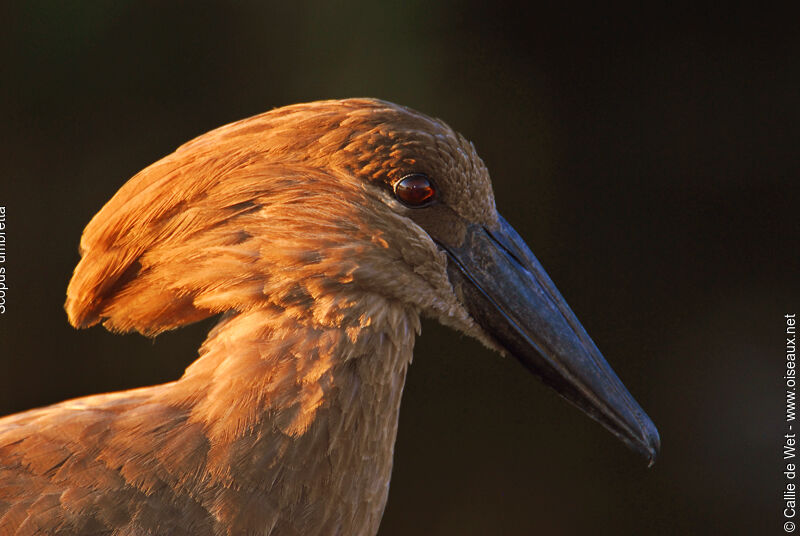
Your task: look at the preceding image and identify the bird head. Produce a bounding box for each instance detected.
[65,98,659,463]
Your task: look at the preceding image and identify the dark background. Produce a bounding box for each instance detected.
[1,3,796,534]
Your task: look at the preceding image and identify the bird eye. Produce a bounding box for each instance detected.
[394,174,436,207]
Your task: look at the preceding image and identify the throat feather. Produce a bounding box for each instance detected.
[177,301,418,443]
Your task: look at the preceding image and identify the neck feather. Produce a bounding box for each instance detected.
[158,298,419,534]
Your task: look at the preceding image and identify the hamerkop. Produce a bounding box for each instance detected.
[0,99,659,535]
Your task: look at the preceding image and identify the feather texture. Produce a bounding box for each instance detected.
[0,98,499,535]
[0,305,417,534]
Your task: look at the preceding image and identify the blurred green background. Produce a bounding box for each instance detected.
[0,3,796,534]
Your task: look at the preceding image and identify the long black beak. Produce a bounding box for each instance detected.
[439,215,660,465]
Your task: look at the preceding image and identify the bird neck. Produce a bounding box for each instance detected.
[176,298,419,440]
[162,298,419,532]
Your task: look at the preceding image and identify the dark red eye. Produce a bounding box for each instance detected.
[394,174,436,207]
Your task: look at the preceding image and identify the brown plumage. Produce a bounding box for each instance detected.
[0,99,659,535]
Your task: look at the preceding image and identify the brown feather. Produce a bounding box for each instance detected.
[1,98,498,535]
